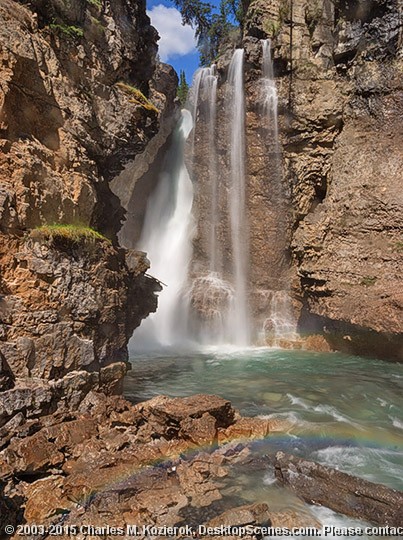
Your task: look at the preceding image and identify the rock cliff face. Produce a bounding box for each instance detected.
[193,0,403,358]
[0,0,177,396]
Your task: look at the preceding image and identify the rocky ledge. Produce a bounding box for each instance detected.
[2,392,402,539]
[0,392,279,536]
[0,0,176,405]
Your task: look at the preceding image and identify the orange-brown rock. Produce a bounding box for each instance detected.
[218,417,271,444]
[23,476,73,523]
[0,393,277,535]
[204,503,272,540]
[0,0,176,426]
[269,509,321,530]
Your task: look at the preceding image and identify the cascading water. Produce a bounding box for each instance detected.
[226,49,251,346]
[188,65,220,272]
[132,44,293,350]
[261,39,278,145]
[259,39,298,345]
[187,53,251,346]
[130,110,195,351]
[186,66,230,345]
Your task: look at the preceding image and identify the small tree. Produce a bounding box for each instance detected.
[172,0,242,67]
[177,70,189,105]
[199,0,237,65]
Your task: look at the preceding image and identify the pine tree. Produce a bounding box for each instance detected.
[172,0,243,67]
[177,70,189,105]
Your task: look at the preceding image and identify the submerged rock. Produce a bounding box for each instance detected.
[274,451,403,526]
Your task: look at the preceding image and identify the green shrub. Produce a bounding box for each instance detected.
[87,0,102,7]
[49,23,84,39]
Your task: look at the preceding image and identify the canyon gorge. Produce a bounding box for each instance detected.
[0,0,402,537]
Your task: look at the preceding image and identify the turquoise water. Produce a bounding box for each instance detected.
[124,348,403,536]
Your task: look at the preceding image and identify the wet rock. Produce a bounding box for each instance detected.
[270,508,321,529]
[218,418,271,444]
[204,503,272,540]
[274,451,403,526]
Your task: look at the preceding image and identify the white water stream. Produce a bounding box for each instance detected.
[132,43,295,351]
[130,110,195,350]
[226,49,251,346]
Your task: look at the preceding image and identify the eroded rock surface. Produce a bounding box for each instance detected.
[0,393,278,538]
[242,0,403,358]
[0,0,177,402]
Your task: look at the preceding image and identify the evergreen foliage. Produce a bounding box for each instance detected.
[177,70,189,105]
[173,0,242,66]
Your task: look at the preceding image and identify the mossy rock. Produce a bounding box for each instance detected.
[30,224,109,245]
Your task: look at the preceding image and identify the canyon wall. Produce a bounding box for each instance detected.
[191,0,402,358]
[0,0,178,401]
[251,0,403,360]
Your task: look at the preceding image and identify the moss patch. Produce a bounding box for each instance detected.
[360,276,377,287]
[115,82,158,114]
[30,224,109,244]
[49,24,84,39]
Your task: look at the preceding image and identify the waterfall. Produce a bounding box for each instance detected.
[187,66,220,272]
[130,110,195,351]
[259,39,298,346]
[206,68,219,273]
[186,51,251,346]
[261,39,278,145]
[226,49,251,346]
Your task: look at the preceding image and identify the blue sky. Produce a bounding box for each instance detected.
[147,0,201,83]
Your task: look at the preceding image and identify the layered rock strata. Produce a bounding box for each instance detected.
[190,0,403,357]
[0,0,178,399]
[0,392,276,536]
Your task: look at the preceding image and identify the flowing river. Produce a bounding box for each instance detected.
[125,348,403,538]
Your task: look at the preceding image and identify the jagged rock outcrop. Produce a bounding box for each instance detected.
[0,0,178,401]
[0,393,278,536]
[239,0,403,358]
[0,235,159,382]
[274,451,403,526]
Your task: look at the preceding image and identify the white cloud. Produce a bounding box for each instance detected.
[147,4,197,61]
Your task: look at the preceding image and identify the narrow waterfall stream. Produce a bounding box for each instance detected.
[130,110,195,351]
[226,49,251,346]
[260,39,298,345]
